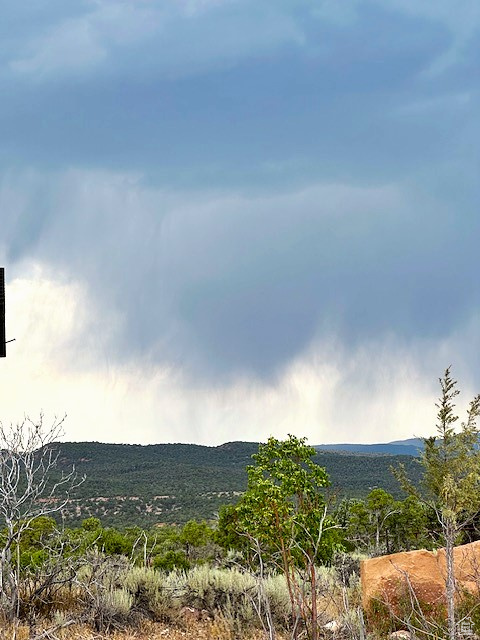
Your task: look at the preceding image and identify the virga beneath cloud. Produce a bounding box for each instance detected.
[0,0,478,443]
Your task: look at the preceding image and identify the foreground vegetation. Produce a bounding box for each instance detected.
[2,368,480,639]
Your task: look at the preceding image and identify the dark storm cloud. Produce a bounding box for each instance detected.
[0,1,460,186]
[0,1,479,380]
[2,175,478,379]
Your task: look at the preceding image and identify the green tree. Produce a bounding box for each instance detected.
[391,495,432,552]
[227,434,342,640]
[153,549,189,571]
[343,490,398,555]
[364,489,398,555]
[215,504,247,552]
[343,492,432,555]
[179,519,212,561]
[396,368,480,640]
[81,517,101,532]
[180,520,209,550]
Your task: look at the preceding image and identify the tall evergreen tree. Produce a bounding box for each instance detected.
[396,368,480,640]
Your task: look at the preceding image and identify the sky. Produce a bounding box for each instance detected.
[0,0,479,446]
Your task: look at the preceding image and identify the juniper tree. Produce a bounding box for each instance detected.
[395,368,480,640]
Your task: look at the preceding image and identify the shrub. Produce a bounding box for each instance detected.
[153,549,190,572]
[184,565,292,634]
[92,588,134,631]
[365,581,448,640]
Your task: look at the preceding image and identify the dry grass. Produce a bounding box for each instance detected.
[0,557,364,639]
[0,620,286,640]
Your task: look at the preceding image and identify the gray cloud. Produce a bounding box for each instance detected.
[0,0,471,189]
[1,171,479,383]
[0,0,479,390]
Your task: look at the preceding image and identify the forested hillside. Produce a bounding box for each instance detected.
[52,441,422,527]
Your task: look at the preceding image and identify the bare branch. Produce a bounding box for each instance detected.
[0,414,82,621]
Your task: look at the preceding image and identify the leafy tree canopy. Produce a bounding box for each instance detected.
[223,435,343,566]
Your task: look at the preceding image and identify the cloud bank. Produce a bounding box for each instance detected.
[0,0,479,444]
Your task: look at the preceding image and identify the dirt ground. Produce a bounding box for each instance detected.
[0,620,282,640]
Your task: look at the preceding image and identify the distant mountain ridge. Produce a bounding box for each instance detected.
[315,437,424,456]
[50,440,422,528]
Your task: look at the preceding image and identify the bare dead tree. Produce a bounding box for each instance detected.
[0,414,83,622]
[288,504,346,640]
[237,505,344,640]
[242,535,278,640]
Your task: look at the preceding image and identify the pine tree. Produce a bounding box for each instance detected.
[396,368,480,640]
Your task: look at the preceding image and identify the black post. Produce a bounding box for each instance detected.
[0,268,6,357]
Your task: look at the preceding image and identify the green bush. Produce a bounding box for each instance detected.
[153,550,190,572]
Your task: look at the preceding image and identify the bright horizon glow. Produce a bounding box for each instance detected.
[3,265,475,447]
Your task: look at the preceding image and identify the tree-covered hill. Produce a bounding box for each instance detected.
[51,441,422,528]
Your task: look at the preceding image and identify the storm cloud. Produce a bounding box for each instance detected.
[0,0,478,443]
